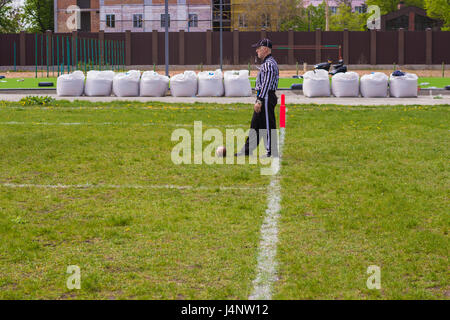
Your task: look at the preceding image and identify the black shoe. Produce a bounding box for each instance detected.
[261,152,280,159]
[234,151,249,157]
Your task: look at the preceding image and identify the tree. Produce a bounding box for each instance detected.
[241,0,309,31]
[241,0,275,31]
[0,0,23,33]
[365,0,424,15]
[23,0,54,32]
[424,0,450,30]
[278,0,308,31]
[305,2,326,31]
[330,3,367,31]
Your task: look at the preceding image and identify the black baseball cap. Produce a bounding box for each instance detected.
[252,38,272,49]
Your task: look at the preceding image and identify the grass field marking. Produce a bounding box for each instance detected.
[0,105,252,111]
[0,121,247,128]
[249,127,285,300]
[0,182,265,191]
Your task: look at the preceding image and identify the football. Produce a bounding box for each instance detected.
[216,146,226,157]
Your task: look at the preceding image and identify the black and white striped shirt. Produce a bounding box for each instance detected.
[255,54,279,102]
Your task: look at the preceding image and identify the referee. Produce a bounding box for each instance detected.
[235,38,279,158]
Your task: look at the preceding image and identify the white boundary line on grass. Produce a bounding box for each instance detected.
[0,121,246,128]
[249,127,285,300]
[0,182,265,191]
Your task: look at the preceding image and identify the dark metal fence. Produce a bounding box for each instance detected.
[1,29,449,67]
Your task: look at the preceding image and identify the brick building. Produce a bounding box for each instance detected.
[55,0,213,32]
[380,5,442,31]
[303,0,366,13]
[55,0,101,32]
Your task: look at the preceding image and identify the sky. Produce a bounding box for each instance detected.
[12,0,24,7]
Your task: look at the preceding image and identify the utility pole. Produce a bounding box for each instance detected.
[220,0,223,71]
[325,0,329,31]
[165,0,169,76]
[308,9,310,32]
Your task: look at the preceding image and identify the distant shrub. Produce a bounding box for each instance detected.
[19,96,56,106]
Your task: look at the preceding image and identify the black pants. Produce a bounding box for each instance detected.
[240,91,278,157]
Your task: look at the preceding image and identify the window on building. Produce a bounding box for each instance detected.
[189,14,198,28]
[261,13,270,28]
[77,0,90,9]
[355,6,366,14]
[80,12,91,32]
[161,14,170,28]
[329,6,337,14]
[238,14,247,28]
[106,14,115,28]
[133,14,143,28]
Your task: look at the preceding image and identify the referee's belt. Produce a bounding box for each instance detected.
[257,90,277,96]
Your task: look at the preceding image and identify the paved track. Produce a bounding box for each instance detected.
[1,92,449,106]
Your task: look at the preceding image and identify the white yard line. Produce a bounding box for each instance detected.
[249,127,285,300]
[0,182,265,191]
[0,121,246,128]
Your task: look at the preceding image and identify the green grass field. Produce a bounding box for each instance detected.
[249,77,450,89]
[0,100,448,299]
[0,75,449,89]
[0,77,57,89]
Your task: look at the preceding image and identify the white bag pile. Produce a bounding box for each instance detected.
[113,70,141,97]
[84,70,115,96]
[331,71,359,97]
[197,69,224,97]
[170,71,198,97]
[389,72,418,97]
[56,70,85,96]
[360,72,388,98]
[224,70,252,97]
[302,69,330,97]
[140,71,169,97]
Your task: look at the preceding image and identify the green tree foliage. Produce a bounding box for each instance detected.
[330,3,368,31]
[365,0,424,15]
[304,2,326,31]
[23,0,54,32]
[424,0,450,30]
[242,0,307,31]
[0,0,23,33]
[278,0,308,31]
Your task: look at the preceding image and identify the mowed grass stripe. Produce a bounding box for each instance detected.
[0,121,248,128]
[275,104,449,299]
[0,187,266,299]
[1,182,265,191]
[0,103,269,188]
[0,101,271,299]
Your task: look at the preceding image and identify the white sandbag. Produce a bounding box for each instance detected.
[197,69,224,97]
[140,71,169,97]
[224,70,252,97]
[170,71,198,97]
[331,71,359,97]
[360,72,388,98]
[84,70,115,96]
[389,73,418,97]
[302,69,330,97]
[56,70,85,96]
[113,70,141,97]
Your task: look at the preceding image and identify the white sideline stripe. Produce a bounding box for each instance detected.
[0,121,246,128]
[0,182,264,191]
[249,127,285,300]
